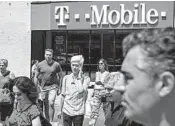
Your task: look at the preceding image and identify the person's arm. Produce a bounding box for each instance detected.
[58,93,65,117]
[83,76,90,91]
[58,71,63,85]
[95,72,100,83]
[83,76,90,102]
[34,63,40,86]
[56,63,63,95]
[56,64,63,85]
[57,76,66,118]
[34,70,39,86]
[32,116,41,126]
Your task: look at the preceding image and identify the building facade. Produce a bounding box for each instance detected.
[31,1,175,81]
[0,1,31,77]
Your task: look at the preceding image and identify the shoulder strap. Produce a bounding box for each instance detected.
[21,104,33,112]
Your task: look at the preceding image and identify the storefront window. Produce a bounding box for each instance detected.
[49,29,141,78]
[52,31,67,72]
[31,31,46,62]
[91,31,101,64]
[67,31,90,73]
[114,30,135,71]
[90,31,101,81]
[103,30,115,71]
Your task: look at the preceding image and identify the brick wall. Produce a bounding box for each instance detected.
[0,2,31,77]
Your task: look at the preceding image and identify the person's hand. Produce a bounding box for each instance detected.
[113,73,126,92]
[78,69,83,79]
[57,110,62,119]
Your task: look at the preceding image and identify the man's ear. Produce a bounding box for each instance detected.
[158,71,175,97]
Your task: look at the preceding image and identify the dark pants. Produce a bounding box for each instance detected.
[0,104,13,121]
[38,99,43,113]
[63,112,84,126]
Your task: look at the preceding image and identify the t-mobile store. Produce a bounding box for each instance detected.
[31,1,175,80]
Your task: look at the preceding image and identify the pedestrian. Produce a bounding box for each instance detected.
[31,60,39,82]
[34,49,63,122]
[0,59,15,90]
[5,76,41,126]
[117,27,175,126]
[89,58,110,126]
[57,55,90,126]
[0,59,15,125]
[105,72,142,126]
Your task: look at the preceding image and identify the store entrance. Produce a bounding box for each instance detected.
[31,29,137,81]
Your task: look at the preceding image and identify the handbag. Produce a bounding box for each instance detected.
[0,88,12,105]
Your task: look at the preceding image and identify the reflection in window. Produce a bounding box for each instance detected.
[114,30,134,71]
[52,31,67,71]
[67,31,90,72]
[50,29,141,77]
[91,31,101,64]
[103,30,114,71]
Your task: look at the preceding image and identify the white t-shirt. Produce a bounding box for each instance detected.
[94,71,110,90]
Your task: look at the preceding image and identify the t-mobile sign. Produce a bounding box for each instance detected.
[55,3,167,28]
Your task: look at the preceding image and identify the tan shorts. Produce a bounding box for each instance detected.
[40,88,57,103]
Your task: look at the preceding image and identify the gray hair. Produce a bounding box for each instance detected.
[122,27,175,76]
[0,59,8,67]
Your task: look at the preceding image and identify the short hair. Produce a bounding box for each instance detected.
[122,27,175,76]
[13,76,38,104]
[45,49,53,54]
[0,59,8,67]
[31,60,38,66]
[97,58,109,71]
[71,55,84,67]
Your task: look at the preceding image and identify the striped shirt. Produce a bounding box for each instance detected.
[61,73,90,116]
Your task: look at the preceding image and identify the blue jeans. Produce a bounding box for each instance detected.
[63,112,84,126]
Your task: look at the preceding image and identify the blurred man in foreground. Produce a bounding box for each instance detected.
[118,27,175,126]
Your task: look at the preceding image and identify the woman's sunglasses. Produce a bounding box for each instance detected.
[99,62,104,65]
